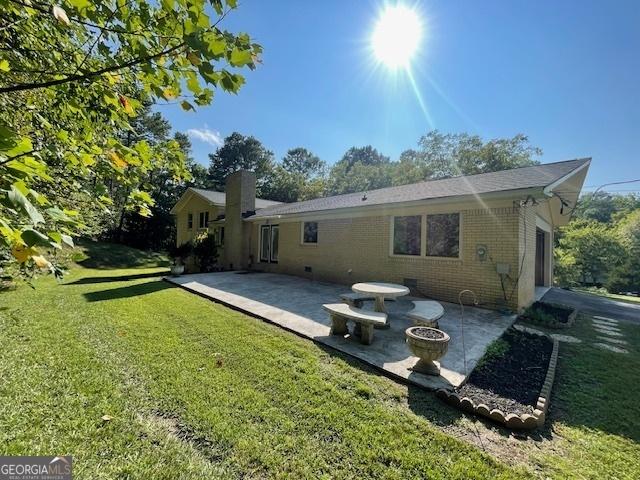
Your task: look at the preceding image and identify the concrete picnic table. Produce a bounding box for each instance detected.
[352,282,410,319]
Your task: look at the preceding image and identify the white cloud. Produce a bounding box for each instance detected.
[186,126,223,147]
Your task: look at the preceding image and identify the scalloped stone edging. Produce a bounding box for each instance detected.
[437,338,559,430]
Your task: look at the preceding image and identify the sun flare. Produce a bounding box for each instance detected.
[371,5,423,69]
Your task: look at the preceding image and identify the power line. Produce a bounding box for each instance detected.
[554,178,640,216]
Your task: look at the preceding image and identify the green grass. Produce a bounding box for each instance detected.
[1,241,639,479]
[1,242,523,479]
[517,315,640,479]
[574,287,640,305]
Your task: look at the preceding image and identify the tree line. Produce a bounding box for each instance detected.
[109,104,542,251]
[555,192,640,295]
[198,130,541,203]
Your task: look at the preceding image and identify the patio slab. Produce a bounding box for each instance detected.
[165,272,516,390]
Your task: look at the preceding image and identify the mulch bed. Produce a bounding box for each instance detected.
[456,328,553,416]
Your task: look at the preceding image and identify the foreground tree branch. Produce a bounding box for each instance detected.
[0,43,185,93]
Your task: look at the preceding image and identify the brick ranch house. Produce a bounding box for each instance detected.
[171,158,590,312]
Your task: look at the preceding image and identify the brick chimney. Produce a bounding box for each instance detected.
[225,170,256,270]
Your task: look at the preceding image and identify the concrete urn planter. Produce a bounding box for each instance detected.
[405,326,450,375]
[170,264,185,276]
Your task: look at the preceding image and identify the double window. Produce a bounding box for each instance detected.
[392,213,460,258]
[260,224,279,263]
[199,211,209,229]
[302,221,318,244]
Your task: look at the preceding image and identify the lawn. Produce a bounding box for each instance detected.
[1,242,639,479]
[574,287,640,305]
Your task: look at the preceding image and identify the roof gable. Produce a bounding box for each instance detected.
[170,187,282,214]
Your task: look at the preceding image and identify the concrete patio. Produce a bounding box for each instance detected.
[165,271,516,390]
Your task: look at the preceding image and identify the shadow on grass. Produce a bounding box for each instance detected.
[313,343,472,428]
[76,240,169,270]
[66,271,169,285]
[316,331,555,442]
[83,280,174,302]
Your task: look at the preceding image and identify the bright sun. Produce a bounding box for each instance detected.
[371,5,423,69]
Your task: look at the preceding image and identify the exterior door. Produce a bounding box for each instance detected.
[535,228,545,286]
[260,225,279,264]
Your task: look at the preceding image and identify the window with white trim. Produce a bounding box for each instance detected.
[199,211,209,229]
[302,221,318,244]
[187,213,193,229]
[392,215,421,256]
[426,213,459,258]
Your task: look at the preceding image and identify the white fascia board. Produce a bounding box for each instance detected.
[543,159,591,196]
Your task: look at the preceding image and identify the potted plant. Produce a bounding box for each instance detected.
[168,241,193,276]
[405,326,450,375]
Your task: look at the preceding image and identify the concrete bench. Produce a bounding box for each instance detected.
[407,300,445,328]
[322,303,387,345]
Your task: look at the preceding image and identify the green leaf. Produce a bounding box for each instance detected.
[8,185,45,224]
[21,228,51,247]
[5,137,32,157]
[0,59,9,72]
[198,63,220,85]
[219,71,244,93]
[48,231,62,244]
[0,124,17,150]
[194,88,214,106]
[61,234,74,248]
[46,207,74,223]
[68,0,91,8]
[229,48,252,67]
[203,32,227,57]
[186,72,202,94]
[180,100,195,111]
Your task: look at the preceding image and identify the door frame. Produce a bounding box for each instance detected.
[534,216,553,287]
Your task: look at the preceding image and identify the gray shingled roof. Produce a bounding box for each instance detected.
[190,188,282,210]
[248,158,590,219]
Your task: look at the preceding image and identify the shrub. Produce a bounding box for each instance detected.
[193,234,219,272]
[168,242,193,265]
[556,219,624,286]
[554,249,580,287]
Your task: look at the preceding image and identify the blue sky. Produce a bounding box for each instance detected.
[158,0,640,192]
